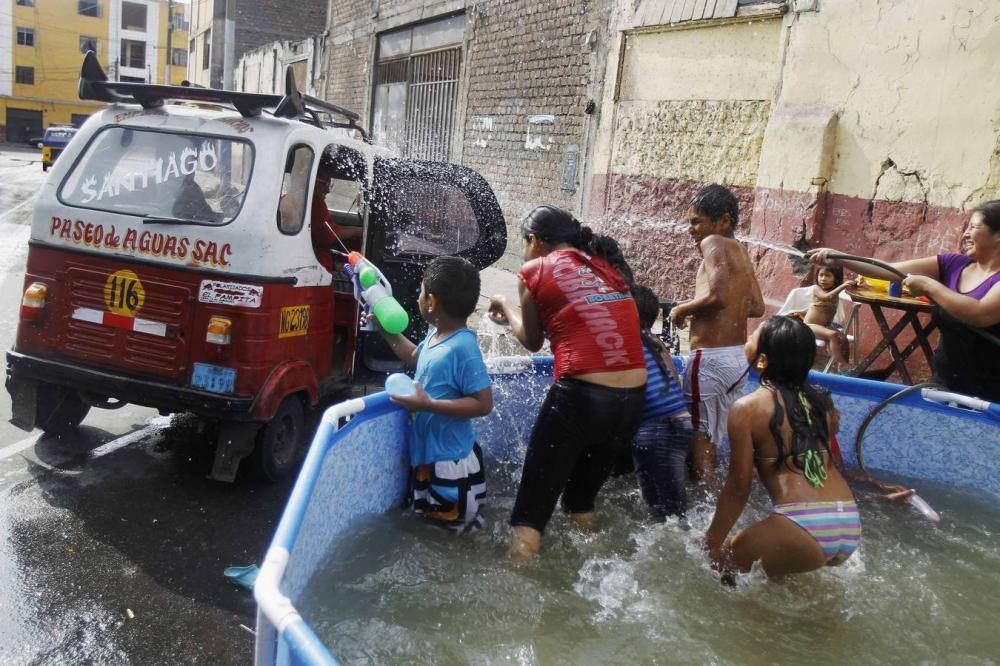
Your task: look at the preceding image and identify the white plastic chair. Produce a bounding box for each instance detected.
[776,286,861,372]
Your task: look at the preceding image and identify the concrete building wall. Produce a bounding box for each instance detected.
[230,0,327,75]
[234,36,323,96]
[323,0,615,269]
[186,0,326,89]
[589,0,1000,379]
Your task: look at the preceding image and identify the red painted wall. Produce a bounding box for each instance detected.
[588,173,969,381]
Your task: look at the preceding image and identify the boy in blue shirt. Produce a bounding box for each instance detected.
[376,256,493,533]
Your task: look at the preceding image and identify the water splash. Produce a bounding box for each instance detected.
[477,316,508,362]
[574,557,641,621]
[735,234,806,258]
[583,213,808,259]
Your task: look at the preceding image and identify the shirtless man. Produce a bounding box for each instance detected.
[669,185,764,482]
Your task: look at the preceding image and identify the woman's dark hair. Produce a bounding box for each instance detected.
[973,200,1000,232]
[754,316,831,472]
[521,205,634,285]
[816,264,844,288]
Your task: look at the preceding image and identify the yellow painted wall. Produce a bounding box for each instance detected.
[599,18,784,188]
[3,0,108,134]
[158,1,188,85]
[770,0,1000,209]
[618,20,784,103]
[11,0,110,104]
[3,0,189,136]
[591,0,1000,210]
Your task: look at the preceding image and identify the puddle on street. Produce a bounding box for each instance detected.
[299,462,1000,664]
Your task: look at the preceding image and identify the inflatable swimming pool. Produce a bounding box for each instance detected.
[253,357,999,665]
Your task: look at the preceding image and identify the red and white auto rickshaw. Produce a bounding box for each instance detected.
[5,53,506,481]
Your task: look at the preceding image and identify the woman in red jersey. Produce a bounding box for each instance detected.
[489,206,647,557]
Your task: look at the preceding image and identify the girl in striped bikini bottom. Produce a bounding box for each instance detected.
[771,500,862,565]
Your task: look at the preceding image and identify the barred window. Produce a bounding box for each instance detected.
[78,0,101,18]
[16,27,35,47]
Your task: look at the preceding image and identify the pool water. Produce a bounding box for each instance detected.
[298,462,1000,665]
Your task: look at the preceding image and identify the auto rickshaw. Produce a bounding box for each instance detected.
[5,52,506,481]
[40,125,79,171]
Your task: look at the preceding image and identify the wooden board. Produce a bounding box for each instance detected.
[715,0,739,19]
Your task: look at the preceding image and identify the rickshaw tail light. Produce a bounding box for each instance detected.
[206,316,232,345]
[20,283,47,321]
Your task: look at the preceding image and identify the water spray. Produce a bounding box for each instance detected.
[737,236,806,258]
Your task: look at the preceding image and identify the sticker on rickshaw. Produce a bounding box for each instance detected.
[104,269,145,317]
[278,305,310,338]
[198,280,263,308]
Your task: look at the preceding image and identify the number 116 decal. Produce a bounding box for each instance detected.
[103,269,146,317]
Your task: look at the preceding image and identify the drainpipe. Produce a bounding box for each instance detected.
[165,0,173,84]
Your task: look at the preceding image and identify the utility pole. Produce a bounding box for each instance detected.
[165,0,174,84]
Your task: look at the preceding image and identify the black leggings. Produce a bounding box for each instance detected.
[510,378,645,533]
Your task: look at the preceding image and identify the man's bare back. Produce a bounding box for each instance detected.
[688,235,764,349]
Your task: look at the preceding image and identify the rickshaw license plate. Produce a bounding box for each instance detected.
[191,363,236,394]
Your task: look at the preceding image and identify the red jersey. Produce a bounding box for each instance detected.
[519,249,645,381]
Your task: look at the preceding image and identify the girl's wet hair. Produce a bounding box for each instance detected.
[817,264,844,287]
[973,199,1000,232]
[754,316,832,472]
[521,205,634,285]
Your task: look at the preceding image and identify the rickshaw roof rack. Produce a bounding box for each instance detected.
[78,52,367,139]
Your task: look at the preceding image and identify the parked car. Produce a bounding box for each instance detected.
[5,52,506,481]
[40,126,79,171]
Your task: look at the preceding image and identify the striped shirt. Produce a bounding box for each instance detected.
[640,344,688,423]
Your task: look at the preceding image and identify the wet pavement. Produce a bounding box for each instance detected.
[0,145,289,664]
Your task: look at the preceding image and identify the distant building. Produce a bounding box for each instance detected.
[185,0,327,89]
[233,36,324,96]
[0,0,188,143]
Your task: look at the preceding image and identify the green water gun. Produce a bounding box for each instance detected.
[345,251,409,335]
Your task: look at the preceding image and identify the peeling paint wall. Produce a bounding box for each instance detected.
[611,100,771,186]
[590,0,1000,380]
[588,13,784,301]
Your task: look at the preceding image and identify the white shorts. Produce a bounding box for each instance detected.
[683,345,749,448]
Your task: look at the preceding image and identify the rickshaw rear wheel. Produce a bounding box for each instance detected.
[37,383,91,436]
[251,396,304,482]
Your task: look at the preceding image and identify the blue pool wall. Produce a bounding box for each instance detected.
[479,356,1000,494]
[259,355,998,665]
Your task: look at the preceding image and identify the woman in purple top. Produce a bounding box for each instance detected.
[808,200,1000,402]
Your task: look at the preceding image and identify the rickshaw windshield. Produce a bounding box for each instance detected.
[58,127,253,225]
